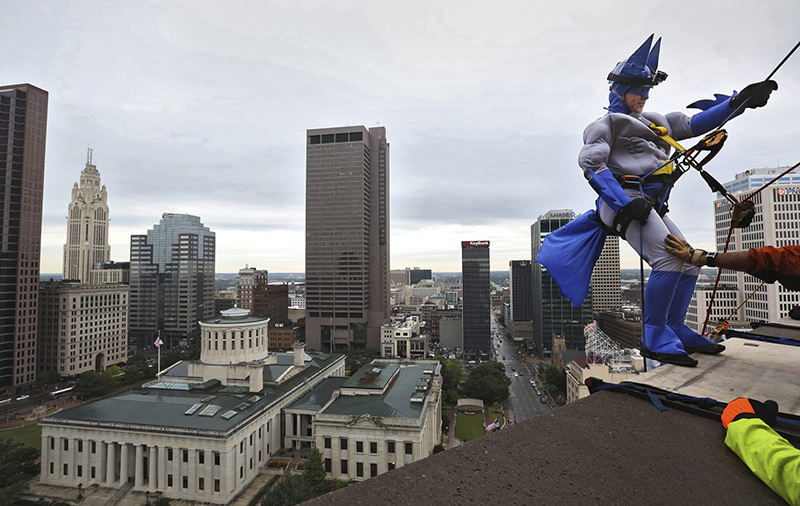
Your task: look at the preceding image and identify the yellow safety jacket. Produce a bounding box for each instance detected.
[725,417,800,505]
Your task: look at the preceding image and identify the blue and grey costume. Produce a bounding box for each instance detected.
[537,35,773,367]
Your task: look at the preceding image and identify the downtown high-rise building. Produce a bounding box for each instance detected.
[531,210,594,354]
[305,126,389,351]
[39,154,129,376]
[462,241,490,358]
[509,260,532,321]
[237,266,267,314]
[0,83,47,392]
[129,214,215,348]
[590,235,621,312]
[704,167,800,323]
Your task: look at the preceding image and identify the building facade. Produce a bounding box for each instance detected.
[0,83,48,393]
[461,241,490,358]
[39,308,346,504]
[305,126,390,351]
[38,281,128,376]
[509,260,532,323]
[129,214,215,348]
[236,267,267,314]
[590,236,621,312]
[531,210,594,354]
[63,151,110,284]
[714,173,800,322]
[380,315,429,359]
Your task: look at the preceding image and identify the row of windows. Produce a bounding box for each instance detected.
[323,437,412,455]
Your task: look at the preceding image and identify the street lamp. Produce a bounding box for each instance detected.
[77,482,83,500]
[145,490,150,504]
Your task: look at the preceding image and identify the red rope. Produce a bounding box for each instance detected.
[701,161,800,335]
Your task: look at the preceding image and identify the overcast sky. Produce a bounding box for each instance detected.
[4,0,799,273]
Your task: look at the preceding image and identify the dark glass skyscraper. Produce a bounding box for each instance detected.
[461,241,490,358]
[509,260,532,322]
[531,210,594,354]
[129,214,215,348]
[0,83,47,392]
[305,126,389,351]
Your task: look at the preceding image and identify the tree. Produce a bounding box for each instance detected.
[542,365,566,395]
[461,361,510,405]
[262,475,311,506]
[0,438,39,505]
[302,448,327,496]
[436,357,463,404]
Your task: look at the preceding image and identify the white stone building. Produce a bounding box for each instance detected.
[380,316,429,359]
[39,308,345,504]
[286,359,442,481]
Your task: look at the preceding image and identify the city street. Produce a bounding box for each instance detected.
[491,315,551,423]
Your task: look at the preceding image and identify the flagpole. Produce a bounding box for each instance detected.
[157,330,161,378]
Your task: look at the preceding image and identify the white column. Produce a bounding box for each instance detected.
[106,442,116,485]
[135,444,144,488]
[100,442,108,483]
[158,446,167,491]
[83,439,90,482]
[72,437,80,480]
[40,435,50,479]
[221,450,232,496]
[55,438,63,481]
[149,446,158,490]
[188,449,196,494]
[119,443,129,485]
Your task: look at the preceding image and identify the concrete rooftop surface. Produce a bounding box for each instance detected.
[308,332,800,505]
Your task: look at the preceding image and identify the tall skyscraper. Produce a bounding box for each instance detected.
[129,214,215,348]
[708,168,800,323]
[461,241,490,358]
[305,126,389,351]
[39,155,128,377]
[0,83,47,392]
[63,149,110,283]
[531,210,594,354]
[590,235,621,312]
[509,260,532,322]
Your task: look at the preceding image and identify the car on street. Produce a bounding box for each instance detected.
[540,397,547,404]
[15,394,29,401]
[513,372,519,378]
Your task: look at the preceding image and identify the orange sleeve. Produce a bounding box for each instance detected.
[747,246,800,277]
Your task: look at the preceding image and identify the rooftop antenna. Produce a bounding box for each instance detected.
[87,147,93,165]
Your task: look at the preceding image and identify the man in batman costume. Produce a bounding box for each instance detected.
[537,35,777,367]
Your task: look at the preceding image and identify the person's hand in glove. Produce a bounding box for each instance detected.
[730,80,778,110]
[665,234,707,267]
[620,198,652,223]
[721,397,779,429]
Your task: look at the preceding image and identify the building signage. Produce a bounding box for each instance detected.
[462,241,490,248]
[775,187,800,196]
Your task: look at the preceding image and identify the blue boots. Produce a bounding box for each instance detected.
[641,270,697,367]
[667,273,726,355]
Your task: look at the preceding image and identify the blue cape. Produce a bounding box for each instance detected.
[535,210,609,307]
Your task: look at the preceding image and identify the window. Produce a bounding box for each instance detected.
[356,441,363,453]
[324,458,331,473]
[370,463,377,477]
[356,462,363,477]
[168,474,173,487]
[50,438,54,450]
[240,441,244,453]
[215,479,220,492]
[199,477,204,490]
[340,438,348,450]
[77,465,82,477]
[199,451,205,464]
[183,450,188,463]
[214,452,220,465]
[91,441,96,453]
[250,434,253,445]
[63,464,68,475]
[63,439,69,451]
[250,458,253,469]
[341,459,348,474]
[240,466,243,478]
[369,442,377,454]
[324,437,331,449]
[387,441,395,453]
[183,476,188,489]
[168,448,173,461]
[78,440,83,452]
[50,462,54,474]
[405,443,413,455]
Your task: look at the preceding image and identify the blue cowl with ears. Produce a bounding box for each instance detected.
[608,83,631,113]
[607,35,662,114]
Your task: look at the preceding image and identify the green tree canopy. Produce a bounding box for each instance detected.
[461,361,510,405]
[0,438,39,505]
[302,448,327,496]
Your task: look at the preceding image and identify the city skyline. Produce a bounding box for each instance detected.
[3,2,799,274]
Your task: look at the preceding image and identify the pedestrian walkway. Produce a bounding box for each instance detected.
[446,406,457,447]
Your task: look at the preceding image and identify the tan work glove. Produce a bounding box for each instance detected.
[665,234,707,267]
